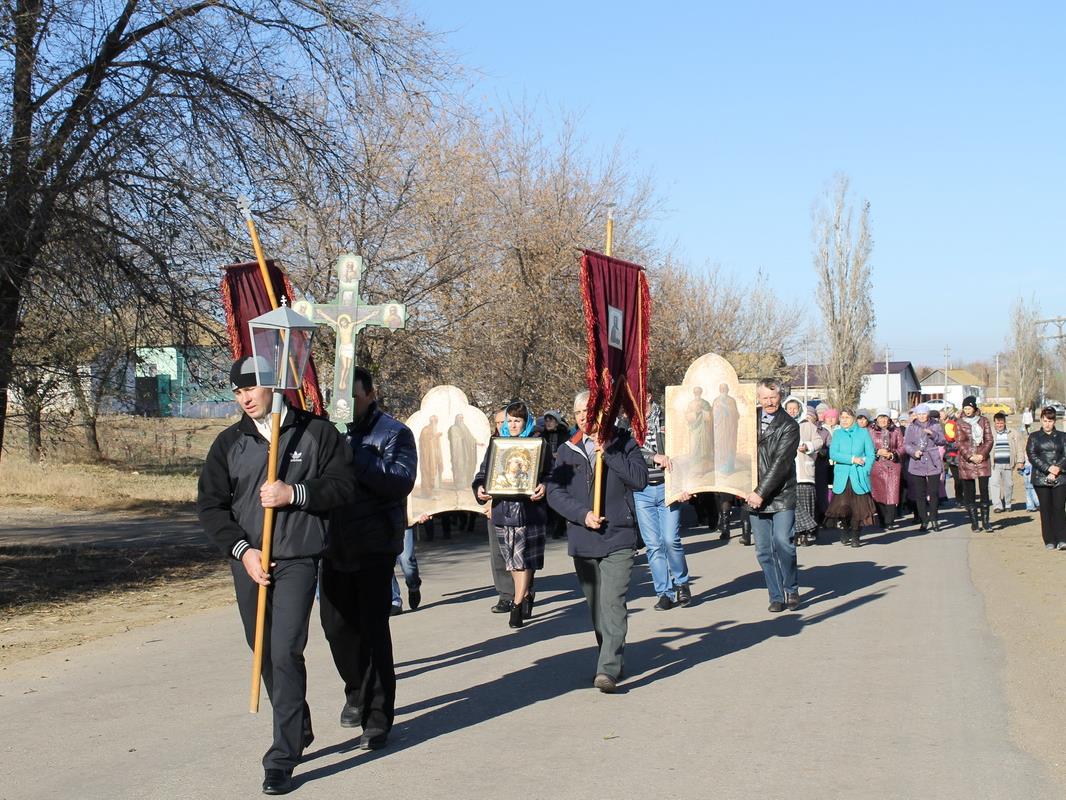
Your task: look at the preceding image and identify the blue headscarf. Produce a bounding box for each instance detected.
[499,405,536,438]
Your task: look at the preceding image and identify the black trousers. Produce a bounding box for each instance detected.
[487,519,514,602]
[907,473,941,523]
[319,557,396,734]
[232,557,318,771]
[876,502,897,528]
[959,476,990,507]
[1034,484,1066,545]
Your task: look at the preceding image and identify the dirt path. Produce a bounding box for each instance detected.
[968,508,1066,789]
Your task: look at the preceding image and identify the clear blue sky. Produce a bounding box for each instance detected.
[418,1,1065,365]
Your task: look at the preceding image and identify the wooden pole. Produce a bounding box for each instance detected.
[237,196,308,411]
[593,208,616,519]
[250,391,283,713]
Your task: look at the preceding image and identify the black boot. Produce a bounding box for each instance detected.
[850,530,861,547]
[968,505,980,532]
[508,603,524,629]
[719,516,731,541]
[930,513,940,532]
[740,515,752,546]
[980,504,993,532]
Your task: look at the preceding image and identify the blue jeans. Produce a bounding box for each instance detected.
[750,508,798,604]
[391,528,421,607]
[1024,471,1040,511]
[634,481,689,597]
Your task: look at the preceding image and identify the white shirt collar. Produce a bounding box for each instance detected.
[252,406,288,441]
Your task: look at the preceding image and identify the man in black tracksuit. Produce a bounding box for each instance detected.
[547,389,648,693]
[320,366,417,750]
[197,357,354,795]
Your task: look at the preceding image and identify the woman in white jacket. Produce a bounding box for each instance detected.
[785,395,823,546]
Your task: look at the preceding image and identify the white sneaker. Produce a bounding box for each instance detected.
[1057,542,1066,551]
[1046,543,1057,551]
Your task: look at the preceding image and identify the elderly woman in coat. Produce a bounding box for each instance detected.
[824,408,876,546]
[784,396,823,546]
[955,395,994,532]
[904,404,948,532]
[870,410,905,529]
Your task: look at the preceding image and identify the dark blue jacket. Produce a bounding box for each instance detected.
[326,403,417,569]
[547,430,648,557]
[472,437,551,528]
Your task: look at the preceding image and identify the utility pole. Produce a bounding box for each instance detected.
[943,345,951,403]
[884,346,891,409]
[995,353,1000,403]
[1037,316,1065,403]
[804,342,809,400]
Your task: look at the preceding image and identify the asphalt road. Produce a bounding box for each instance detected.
[0,514,1058,800]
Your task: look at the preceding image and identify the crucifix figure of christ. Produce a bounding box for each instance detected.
[292,252,407,427]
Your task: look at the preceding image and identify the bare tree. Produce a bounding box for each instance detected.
[0,0,447,458]
[1008,296,1047,412]
[813,175,875,409]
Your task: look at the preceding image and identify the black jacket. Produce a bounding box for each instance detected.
[197,406,354,560]
[547,430,648,557]
[754,408,800,514]
[472,437,551,528]
[1025,429,1066,487]
[326,402,417,570]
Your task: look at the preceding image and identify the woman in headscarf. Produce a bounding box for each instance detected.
[903,404,948,531]
[955,395,994,532]
[870,410,905,529]
[784,397,823,546]
[473,401,551,629]
[824,408,877,546]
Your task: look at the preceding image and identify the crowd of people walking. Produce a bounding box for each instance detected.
[197,358,1066,795]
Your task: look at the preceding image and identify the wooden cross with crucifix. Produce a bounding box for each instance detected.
[292,252,406,427]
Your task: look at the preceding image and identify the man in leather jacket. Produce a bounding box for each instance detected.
[745,378,802,613]
[320,366,417,751]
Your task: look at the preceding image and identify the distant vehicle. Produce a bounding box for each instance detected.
[1048,402,1066,418]
[979,402,1013,416]
[925,399,955,413]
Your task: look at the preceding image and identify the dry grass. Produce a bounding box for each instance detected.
[0,456,199,512]
[0,415,235,512]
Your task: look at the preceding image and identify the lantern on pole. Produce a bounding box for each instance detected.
[246,300,317,713]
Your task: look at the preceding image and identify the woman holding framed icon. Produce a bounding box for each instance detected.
[473,401,551,629]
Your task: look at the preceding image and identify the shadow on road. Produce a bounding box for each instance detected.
[298,557,899,788]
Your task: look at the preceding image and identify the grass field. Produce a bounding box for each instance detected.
[0,415,233,511]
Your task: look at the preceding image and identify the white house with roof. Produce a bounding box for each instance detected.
[919,369,985,408]
[785,361,922,412]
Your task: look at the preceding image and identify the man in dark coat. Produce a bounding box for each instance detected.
[547,389,648,693]
[320,366,417,752]
[746,378,802,613]
[197,357,355,795]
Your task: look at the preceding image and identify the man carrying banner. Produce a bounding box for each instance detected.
[197,357,354,795]
[548,390,648,692]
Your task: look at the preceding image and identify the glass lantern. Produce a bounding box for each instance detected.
[247,303,318,390]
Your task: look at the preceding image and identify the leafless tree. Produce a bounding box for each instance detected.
[813,175,875,409]
[0,0,447,458]
[1008,296,1047,412]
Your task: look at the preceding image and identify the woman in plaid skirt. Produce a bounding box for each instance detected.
[473,401,551,629]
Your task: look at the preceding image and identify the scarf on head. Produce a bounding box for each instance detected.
[962,414,984,446]
[499,410,535,438]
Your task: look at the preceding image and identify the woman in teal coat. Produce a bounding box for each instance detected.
[825,408,877,547]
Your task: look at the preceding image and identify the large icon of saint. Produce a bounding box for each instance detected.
[418,415,444,497]
[686,386,714,474]
[713,383,739,474]
[447,413,478,490]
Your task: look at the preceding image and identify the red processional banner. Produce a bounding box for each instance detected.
[579,249,651,445]
[220,260,324,414]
